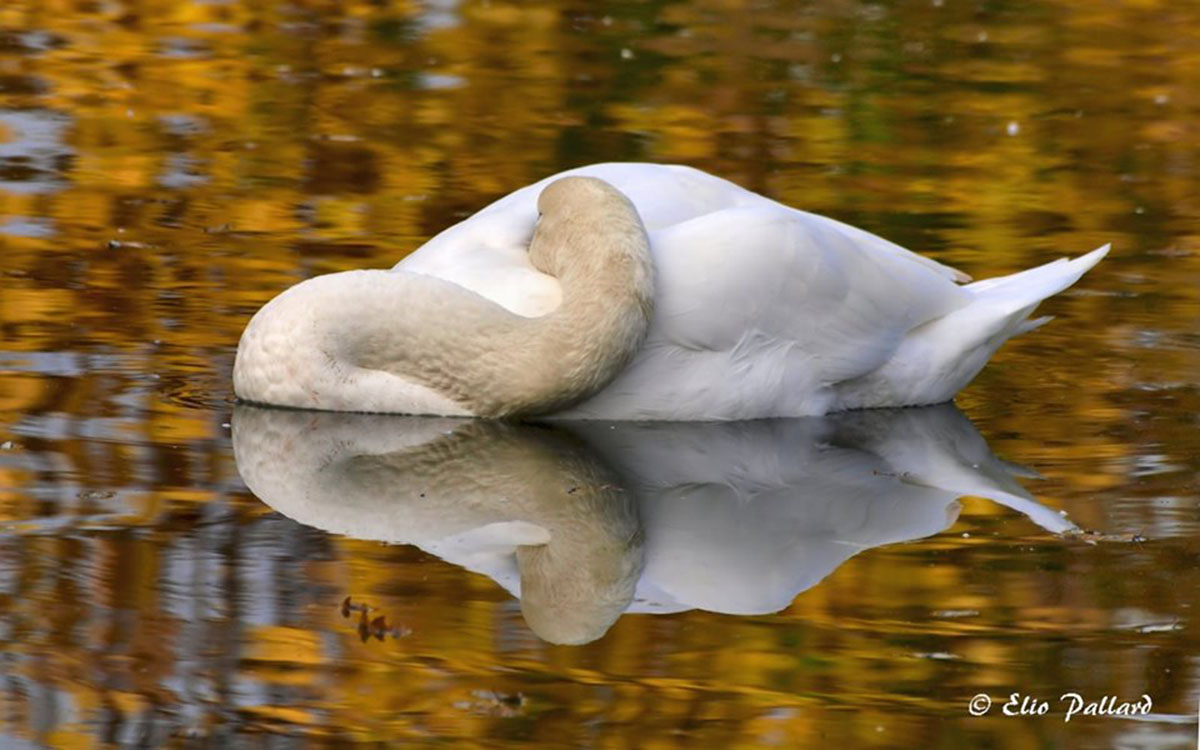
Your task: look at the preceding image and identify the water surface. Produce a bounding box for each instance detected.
[0,0,1198,747]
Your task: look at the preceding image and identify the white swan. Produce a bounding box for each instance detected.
[234,163,1109,419]
[231,404,1076,644]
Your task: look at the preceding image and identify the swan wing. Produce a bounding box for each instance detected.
[563,204,971,419]
[395,162,991,418]
[395,207,560,317]
[396,164,970,320]
[469,162,970,283]
[393,162,763,316]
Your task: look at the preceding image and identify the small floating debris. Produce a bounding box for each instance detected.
[913,651,961,661]
[0,440,16,450]
[454,690,526,717]
[106,239,152,250]
[340,596,411,642]
[1067,529,1151,544]
[340,595,366,617]
[932,609,980,619]
[1129,621,1184,634]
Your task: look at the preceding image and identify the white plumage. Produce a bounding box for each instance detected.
[238,162,1108,419]
[400,163,1107,419]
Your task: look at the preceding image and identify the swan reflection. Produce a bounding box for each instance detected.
[232,405,1074,645]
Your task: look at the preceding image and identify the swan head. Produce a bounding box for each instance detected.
[535,175,634,220]
[529,176,649,285]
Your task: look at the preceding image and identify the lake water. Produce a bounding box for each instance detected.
[0,0,1198,747]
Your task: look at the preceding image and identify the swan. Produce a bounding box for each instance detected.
[231,404,1075,644]
[234,163,1109,419]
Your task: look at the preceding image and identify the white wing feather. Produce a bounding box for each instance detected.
[559,204,969,419]
[396,163,1105,419]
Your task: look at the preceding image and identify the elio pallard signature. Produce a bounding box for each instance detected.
[969,691,1154,722]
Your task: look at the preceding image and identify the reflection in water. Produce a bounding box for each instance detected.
[234,405,1073,644]
[0,109,71,196]
[235,411,642,645]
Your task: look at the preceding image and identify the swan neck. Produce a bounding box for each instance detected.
[235,184,654,417]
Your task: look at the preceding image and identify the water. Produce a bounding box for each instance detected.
[0,0,1198,747]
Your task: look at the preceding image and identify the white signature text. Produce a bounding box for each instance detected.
[998,692,1153,722]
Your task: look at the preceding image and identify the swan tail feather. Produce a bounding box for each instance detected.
[835,244,1109,409]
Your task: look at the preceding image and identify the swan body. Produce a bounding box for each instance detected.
[234,163,1108,419]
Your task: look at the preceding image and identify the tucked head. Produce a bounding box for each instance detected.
[529,176,646,279]
[536,175,633,218]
